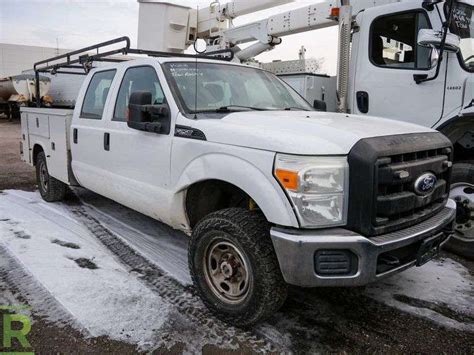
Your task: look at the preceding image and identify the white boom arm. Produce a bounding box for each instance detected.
[137,0,401,56]
[203,0,401,59]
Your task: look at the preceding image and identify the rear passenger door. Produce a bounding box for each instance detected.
[70,69,116,191]
[99,65,174,220]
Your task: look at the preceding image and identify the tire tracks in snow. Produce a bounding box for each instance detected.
[65,199,288,353]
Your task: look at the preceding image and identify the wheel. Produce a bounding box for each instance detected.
[445,163,474,260]
[36,151,67,202]
[189,208,288,326]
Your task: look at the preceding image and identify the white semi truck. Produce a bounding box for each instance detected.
[135,0,473,257]
[22,38,456,325]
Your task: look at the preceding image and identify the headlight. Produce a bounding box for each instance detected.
[274,154,349,228]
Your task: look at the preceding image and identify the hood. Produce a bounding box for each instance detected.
[192,111,435,155]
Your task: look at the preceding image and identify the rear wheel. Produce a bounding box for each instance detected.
[189,208,288,326]
[36,152,67,202]
[445,163,474,260]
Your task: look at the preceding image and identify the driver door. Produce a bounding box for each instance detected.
[352,3,446,128]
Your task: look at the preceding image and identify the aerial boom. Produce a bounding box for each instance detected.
[137,0,402,56]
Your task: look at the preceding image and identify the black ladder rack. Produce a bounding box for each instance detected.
[33,36,234,107]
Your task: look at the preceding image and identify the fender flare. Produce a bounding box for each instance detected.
[174,153,299,228]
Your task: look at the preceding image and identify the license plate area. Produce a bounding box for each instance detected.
[416,232,444,267]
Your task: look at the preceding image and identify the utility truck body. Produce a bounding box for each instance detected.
[21,39,456,325]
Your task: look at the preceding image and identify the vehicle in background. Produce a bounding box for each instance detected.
[20,38,456,325]
[0,75,51,120]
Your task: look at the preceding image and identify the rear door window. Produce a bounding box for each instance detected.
[80,70,116,119]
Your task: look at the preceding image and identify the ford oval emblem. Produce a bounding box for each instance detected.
[414,173,437,195]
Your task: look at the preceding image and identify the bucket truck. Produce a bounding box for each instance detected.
[137,0,474,259]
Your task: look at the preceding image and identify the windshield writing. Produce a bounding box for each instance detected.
[450,2,474,70]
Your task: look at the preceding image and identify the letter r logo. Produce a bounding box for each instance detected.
[3,313,32,348]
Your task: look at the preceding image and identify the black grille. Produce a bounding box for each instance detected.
[374,147,451,232]
[347,133,453,237]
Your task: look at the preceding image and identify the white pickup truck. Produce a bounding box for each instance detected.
[21,43,457,325]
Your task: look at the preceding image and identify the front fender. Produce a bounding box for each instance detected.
[173,151,299,228]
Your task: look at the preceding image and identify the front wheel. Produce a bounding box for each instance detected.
[188,208,288,326]
[445,163,474,260]
[36,151,67,202]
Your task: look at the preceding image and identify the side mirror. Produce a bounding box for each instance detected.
[422,0,443,11]
[313,100,327,112]
[417,29,461,53]
[128,91,170,134]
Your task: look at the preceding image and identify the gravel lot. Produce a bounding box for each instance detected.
[0,120,473,354]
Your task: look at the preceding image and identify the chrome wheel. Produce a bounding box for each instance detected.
[204,239,251,304]
[450,183,474,241]
[39,159,49,191]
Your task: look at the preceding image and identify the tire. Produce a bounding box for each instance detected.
[444,163,474,260]
[189,208,288,326]
[36,151,67,202]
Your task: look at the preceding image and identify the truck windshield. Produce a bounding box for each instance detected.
[449,2,474,71]
[163,62,313,114]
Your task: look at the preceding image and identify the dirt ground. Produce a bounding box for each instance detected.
[0,121,36,191]
[0,119,473,354]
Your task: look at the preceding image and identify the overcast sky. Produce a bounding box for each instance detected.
[0,0,339,74]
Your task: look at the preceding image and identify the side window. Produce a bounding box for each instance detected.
[371,12,432,70]
[113,66,165,122]
[80,70,116,119]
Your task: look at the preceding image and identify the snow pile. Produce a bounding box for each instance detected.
[0,190,171,350]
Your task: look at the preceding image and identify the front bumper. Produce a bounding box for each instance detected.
[271,199,456,287]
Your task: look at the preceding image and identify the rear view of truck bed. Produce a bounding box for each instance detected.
[20,107,74,185]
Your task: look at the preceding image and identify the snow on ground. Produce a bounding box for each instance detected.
[0,189,472,345]
[76,189,191,285]
[366,257,474,331]
[74,188,474,332]
[0,190,172,350]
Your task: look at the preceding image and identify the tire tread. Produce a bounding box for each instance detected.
[189,208,287,326]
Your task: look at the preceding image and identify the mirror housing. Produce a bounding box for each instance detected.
[128,91,170,134]
[417,29,461,53]
[422,0,443,11]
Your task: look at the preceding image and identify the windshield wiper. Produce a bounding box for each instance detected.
[283,107,311,111]
[216,105,267,112]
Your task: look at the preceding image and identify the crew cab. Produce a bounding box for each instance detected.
[21,43,456,325]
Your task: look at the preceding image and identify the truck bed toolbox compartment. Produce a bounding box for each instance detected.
[21,107,74,185]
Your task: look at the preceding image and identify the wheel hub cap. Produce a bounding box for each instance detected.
[204,240,250,304]
[39,161,48,190]
[450,183,474,240]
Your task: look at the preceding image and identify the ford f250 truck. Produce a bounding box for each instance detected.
[21,39,456,325]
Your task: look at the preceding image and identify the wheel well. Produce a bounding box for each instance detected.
[185,180,259,228]
[32,144,44,166]
[438,116,473,163]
